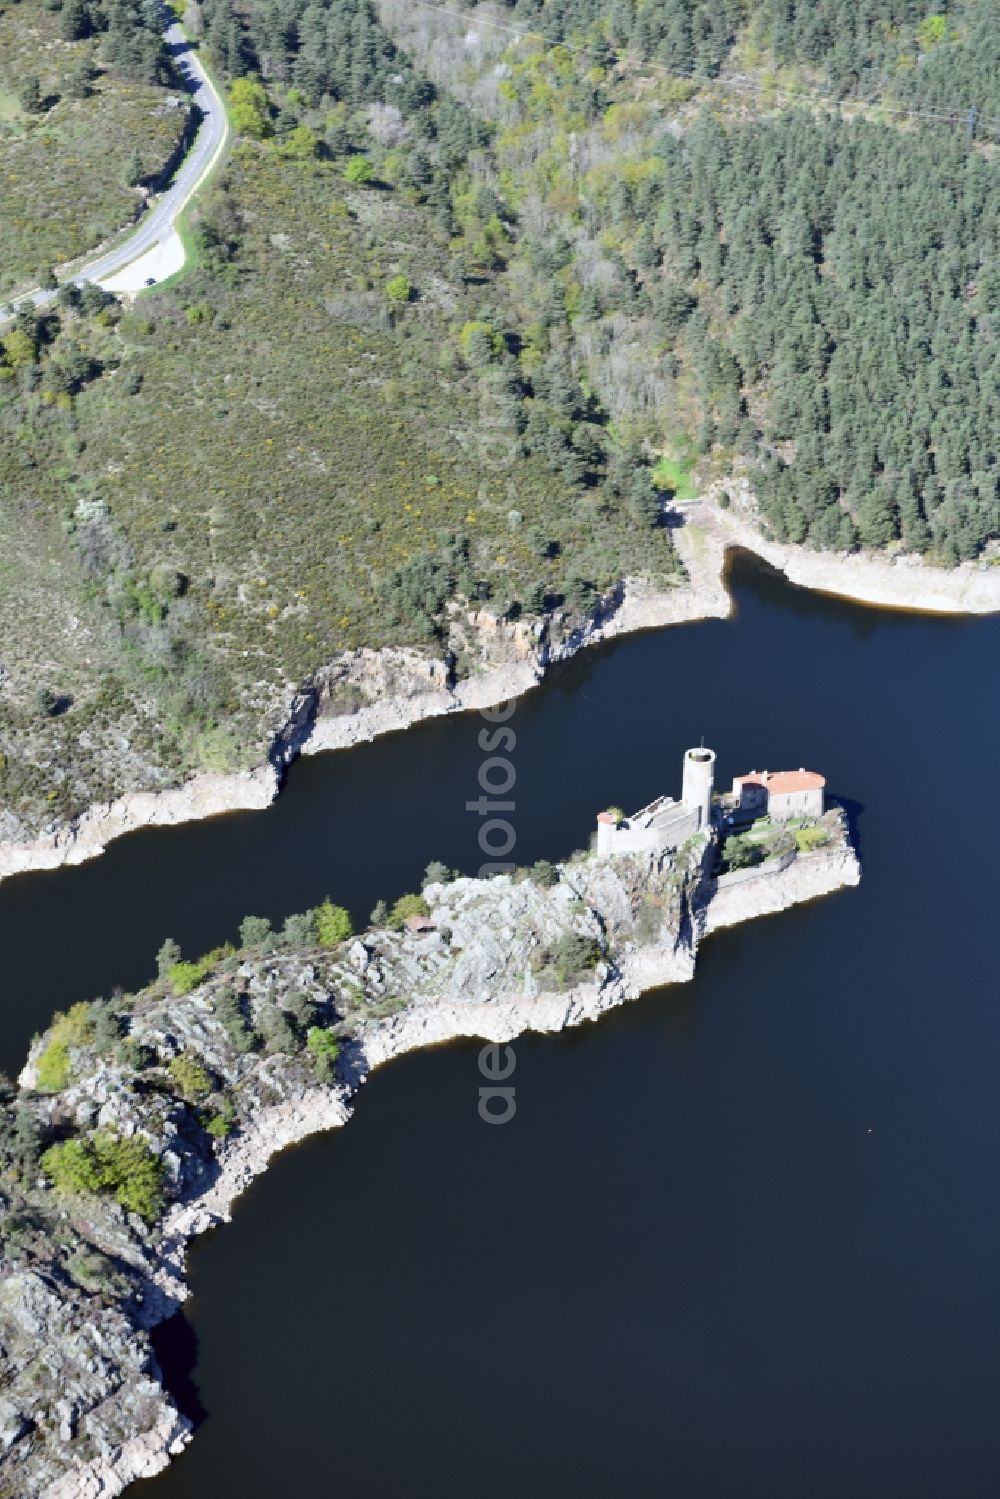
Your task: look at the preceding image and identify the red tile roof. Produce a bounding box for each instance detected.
[736,770,826,794]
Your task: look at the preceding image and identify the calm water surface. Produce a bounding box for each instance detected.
[3,554,999,1497]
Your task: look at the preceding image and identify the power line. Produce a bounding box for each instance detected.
[394,0,1000,139]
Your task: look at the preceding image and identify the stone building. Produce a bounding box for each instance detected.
[729,769,825,821]
[595,750,828,860]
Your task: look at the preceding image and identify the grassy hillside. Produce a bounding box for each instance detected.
[0,142,678,834]
[0,0,185,298]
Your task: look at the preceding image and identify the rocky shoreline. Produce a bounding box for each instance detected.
[0,828,858,1497]
[702,483,1000,615]
[0,768,278,886]
[2,498,992,887]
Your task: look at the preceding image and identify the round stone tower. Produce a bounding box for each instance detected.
[681,746,716,829]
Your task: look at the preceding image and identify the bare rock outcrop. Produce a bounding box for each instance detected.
[0,818,858,1497]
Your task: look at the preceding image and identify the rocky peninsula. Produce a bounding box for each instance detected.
[0,808,858,1497]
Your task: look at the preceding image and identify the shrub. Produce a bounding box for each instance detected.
[42,1130,165,1221]
[795,826,830,852]
[385,274,412,303]
[41,1138,102,1194]
[388,892,429,928]
[93,1131,164,1220]
[422,860,454,888]
[3,328,36,369]
[166,947,233,996]
[167,1055,214,1102]
[306,1027,341,1083]
[634,895,665,943]
[529,858,558,887]
[35,1040,72,1092]
[203,1097,236,1138]
[314,899,352,947]
[167,962,205,996]
[282,124,318,160]
[66,1250,114,1293]
[369,899,389,927]
[344,155,374,184]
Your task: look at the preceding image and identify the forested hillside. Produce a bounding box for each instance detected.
[2,0,999,836]
[176,0,1000,560]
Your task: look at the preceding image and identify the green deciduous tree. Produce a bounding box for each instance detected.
[343,154,374,184]
[306,1026,340,1082]
[229,77,272,138]
[42,1129,165,1220]
[385,274,412,303]
[314,899,352,946]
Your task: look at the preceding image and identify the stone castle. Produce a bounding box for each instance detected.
[595,747,826,858]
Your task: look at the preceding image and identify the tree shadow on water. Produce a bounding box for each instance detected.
[150,1311,207,1428]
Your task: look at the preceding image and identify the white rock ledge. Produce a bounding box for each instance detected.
[0,768,278,886]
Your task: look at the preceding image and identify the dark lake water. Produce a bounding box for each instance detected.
[3,553,1000,1498]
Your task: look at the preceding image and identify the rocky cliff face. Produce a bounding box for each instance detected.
[301,547,733,758]
[0,530,732,885]
[0,821,858,1497]
[0,768,278,885]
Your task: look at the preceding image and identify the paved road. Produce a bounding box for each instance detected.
[21,16,227,309]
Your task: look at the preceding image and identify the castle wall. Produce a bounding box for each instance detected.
[654,806,700,850]
[599,806,701,859]
[714,846,797,888]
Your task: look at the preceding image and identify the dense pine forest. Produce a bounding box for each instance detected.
[2,0,173,82]
[659,114,1000,555]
